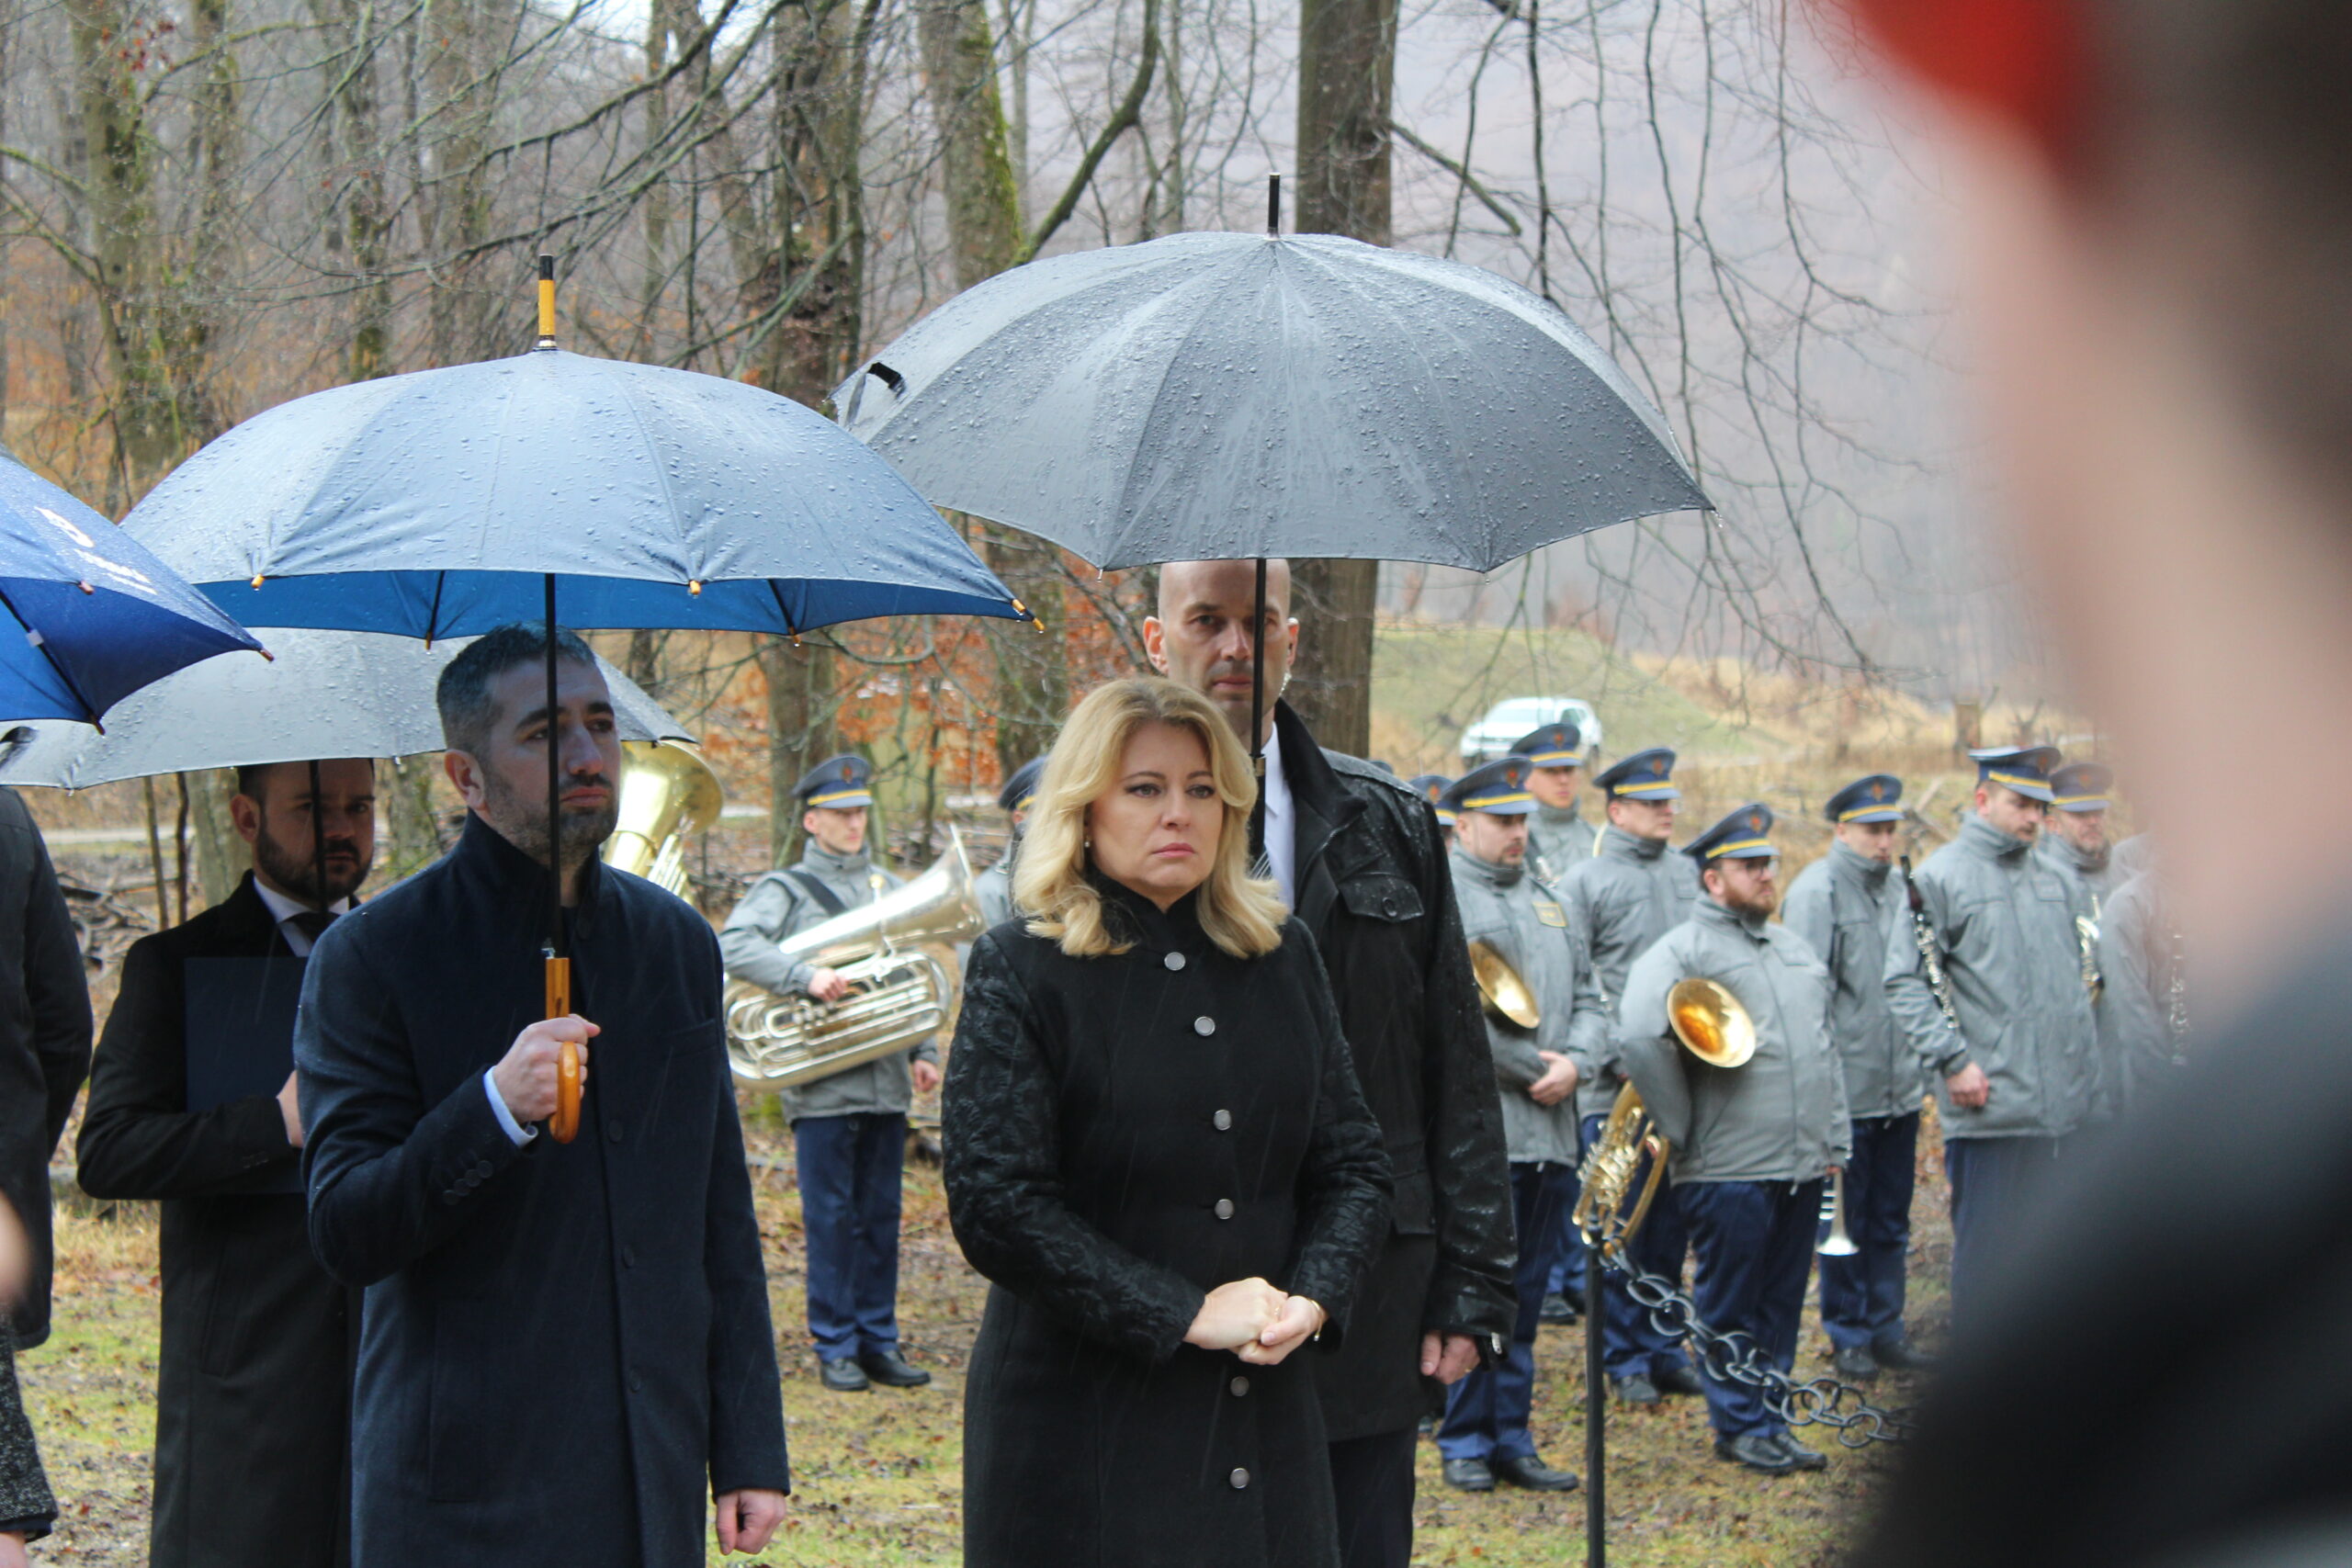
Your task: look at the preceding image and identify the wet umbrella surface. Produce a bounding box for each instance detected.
[833,229,1710,572]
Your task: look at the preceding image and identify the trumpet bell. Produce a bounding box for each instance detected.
[1667,976,1756,1067]
[1468,941,1541,1030]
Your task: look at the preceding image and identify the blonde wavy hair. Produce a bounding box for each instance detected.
[1012,677,1286,960]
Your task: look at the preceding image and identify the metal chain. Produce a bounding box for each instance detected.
[1605,1255,1915,1447]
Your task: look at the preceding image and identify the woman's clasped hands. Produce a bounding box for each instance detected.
[1184,1278,1327,1366]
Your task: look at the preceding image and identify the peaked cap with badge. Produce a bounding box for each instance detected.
[2048,761,2113,814]
[1968,745,2062,805]
[1826,773,1905,824]
[796,753,874,809]
[996,757,1045,817]
[1510,723,1584,769]
[1685,802,1777,862]
[1408,773,1457,827]
[1442,756,1538,818]
[1596,747,1679,800]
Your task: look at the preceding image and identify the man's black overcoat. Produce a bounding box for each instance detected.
[0,784,93,1348]
[944,881,1393,1568]
[1273,704,1517,1439]
[297,816,787,1568]
[76,874,356,1568]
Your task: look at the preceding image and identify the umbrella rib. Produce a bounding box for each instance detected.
[1103,250,1261,565]
[606,360,695,589]
[765,578,797,638]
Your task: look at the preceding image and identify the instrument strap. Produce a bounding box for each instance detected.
[785,867,851,919]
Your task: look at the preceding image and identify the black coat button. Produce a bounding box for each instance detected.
[1214,1199,1235,1220]
[1213,1109,1233,1132]
[1193,1017,1216,1036]
[473,1160,492,1179]
[1228,1467,1250,1490]
[607,1119,625,1143]
[622,1246,638,1269]
[1164,952,1186,971]
[1229,1375,1250,1397]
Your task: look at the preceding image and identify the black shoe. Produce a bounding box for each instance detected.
[1611,1373,1660,1406]
[1774,1433,1828,1472]
[1442,1457,1496,1493]
[819,1356,870,1392]
[1491,1454,1580,1492]
[1872,1339,1937,1373]
[1714,1432,1799,1474]
[1831,1344,1880,1382]
[859,1349,933,1388]
[1654,1363,1705,1397]
[1539,1292,1581,1325]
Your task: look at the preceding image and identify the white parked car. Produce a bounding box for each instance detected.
[1458,695,1602,766]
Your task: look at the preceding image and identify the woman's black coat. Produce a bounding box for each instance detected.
[944,881,1392,1568]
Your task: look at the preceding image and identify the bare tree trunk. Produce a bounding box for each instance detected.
[423,0,498,363]
[320,0,395,380]
[759,637,831,867]
[1287,0,1395,756]
[917,0,1023,288]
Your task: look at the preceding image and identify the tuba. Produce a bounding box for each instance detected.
[725,826,986,1092]
[1574,977,1755,1258]
[603,740,725,897]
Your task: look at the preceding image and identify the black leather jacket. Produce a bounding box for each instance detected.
[1276,703,1517,1439]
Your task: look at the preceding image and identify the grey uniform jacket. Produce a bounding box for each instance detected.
[1781,842,1924,1121]
[1619,898,1849,1183]
[2035,834,2121,912]
[973,843,1019,931]
[1883,814,2099,1141]
[719,843,939,1122]
[1562,826,1699,1119]
[1447,850,1606,1168]
[2097,869,2188,1112]
[1528,804,1599,886]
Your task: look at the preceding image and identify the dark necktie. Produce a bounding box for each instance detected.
[287,909,337,947]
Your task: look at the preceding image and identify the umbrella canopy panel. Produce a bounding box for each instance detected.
[0,452,263,723]
[833,231,1711,572]
[127,348,1024,637]
[0,628,693,790]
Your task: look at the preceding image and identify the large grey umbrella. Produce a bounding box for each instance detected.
[0,628,692,789]
[832,227,1709,571]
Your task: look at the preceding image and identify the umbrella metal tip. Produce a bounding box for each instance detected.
[688,579,703,595]
[249,573,265,589]
[75,581,91,594]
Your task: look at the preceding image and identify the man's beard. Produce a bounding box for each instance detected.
[254,822,372,905]
[1720,882,1777,920]
[481,766,620,868]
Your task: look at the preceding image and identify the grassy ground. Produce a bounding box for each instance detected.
[23,1101,1950,1566]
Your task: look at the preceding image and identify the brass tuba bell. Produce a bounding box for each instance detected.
[602,740,725,897]
[1468,941,1541,1030]
[1575,976,1758,1258]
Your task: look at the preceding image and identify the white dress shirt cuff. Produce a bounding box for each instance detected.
[482,1068,537,1146]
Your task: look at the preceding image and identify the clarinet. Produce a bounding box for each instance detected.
[1901,854,1963,1037]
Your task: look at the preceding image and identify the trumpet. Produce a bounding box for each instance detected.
[1817,1169,1859,1258]
[1574,977,1755,1258]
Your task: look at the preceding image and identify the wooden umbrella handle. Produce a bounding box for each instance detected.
[547,955,582,1144]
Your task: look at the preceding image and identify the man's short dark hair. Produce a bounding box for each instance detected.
[436,623,598,757]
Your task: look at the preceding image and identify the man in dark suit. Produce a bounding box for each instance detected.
[298,624,787,1566]
[78,758,376,1568]
[1148,559,1516,1568]
[0,786,90,1359]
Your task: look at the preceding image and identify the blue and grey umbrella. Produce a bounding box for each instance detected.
[124,260,1029,1144]
[0,450,264,728]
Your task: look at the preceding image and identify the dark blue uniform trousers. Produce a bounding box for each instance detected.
[1583,1111,1691,1382]
[1679,1178,1823,1439]
[1943,1134,2067,1314]
[1818,1111,1919,1353]
[1440,1161,1577,1462]
[796,1111,908,1359]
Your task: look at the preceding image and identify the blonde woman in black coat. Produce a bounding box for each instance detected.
[944,676,1392,1568]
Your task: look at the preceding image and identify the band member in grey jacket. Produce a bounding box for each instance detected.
[1781,774,1930,1382]
[721,753,939,1393]
[1434,759,1606,1496]
[1883,747,2098,1311]
[1621,804,1848,1475]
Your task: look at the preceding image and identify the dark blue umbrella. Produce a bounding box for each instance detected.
[0,450,263,728]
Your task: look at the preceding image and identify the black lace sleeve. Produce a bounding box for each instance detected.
[943,935,1205,1364]
[1282,930,1396,1348]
